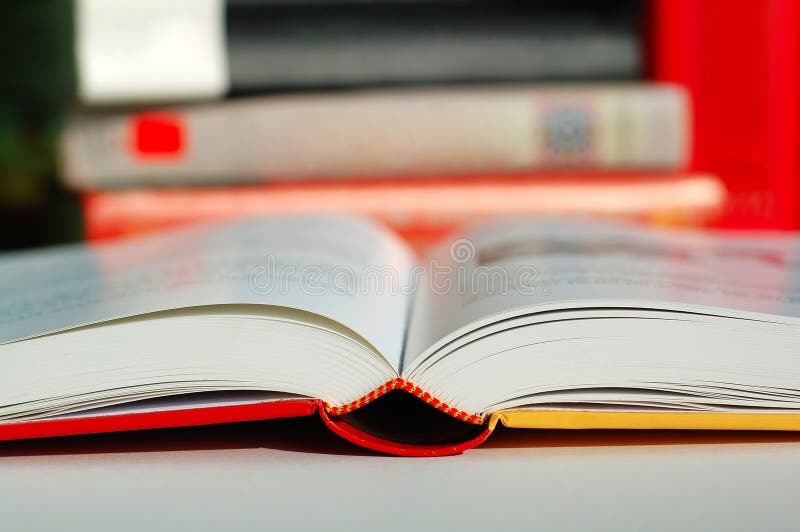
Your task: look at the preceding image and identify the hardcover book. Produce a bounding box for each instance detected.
[80,172,725,252]
[59,85,689,189]
[75,0,641,103]
[4,215,800,456]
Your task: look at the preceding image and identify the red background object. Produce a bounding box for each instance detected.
[650,0,800,229]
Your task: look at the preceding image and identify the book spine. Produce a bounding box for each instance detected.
[61,86,691,189]
[226,2,641,91]
[317,401,494,457]
[80,173,724,253]
[74,0,640,104]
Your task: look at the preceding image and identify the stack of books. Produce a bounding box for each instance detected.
[59,0,725,251]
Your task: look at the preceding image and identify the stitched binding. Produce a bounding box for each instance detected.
[323,378,483,425]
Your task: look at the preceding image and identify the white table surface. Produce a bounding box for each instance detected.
[1,417,799,531]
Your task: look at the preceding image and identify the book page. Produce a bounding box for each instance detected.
[403,217,800,369]
[0,215,415,371]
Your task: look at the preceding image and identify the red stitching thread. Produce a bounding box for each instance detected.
[323,378,483,425]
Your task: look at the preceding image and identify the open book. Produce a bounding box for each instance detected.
[3,215,800,456]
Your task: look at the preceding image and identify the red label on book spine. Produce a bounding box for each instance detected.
[129,113,186,159]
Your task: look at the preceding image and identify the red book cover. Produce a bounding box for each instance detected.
[82,173,725,253]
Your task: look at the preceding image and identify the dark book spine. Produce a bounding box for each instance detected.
[226,1,643,92]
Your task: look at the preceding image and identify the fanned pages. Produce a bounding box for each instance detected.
[0,216,413,420]
[4,215,800,455]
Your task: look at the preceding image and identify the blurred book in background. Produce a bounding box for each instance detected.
[75,0,642,104]
[82,173,725,254]
[60,85,689,188]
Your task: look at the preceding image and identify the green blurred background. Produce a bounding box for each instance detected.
[0,0,81,250]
